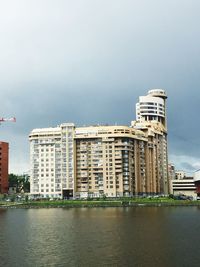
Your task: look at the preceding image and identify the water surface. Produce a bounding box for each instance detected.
[0,207,200,267]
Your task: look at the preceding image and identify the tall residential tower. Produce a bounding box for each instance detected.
[132,89,168,194]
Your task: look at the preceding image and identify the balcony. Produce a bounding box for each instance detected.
[81,178,88,183]
[123,186,129,191]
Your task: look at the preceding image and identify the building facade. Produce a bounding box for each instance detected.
[0,141,9,194]
[29,89,169,198]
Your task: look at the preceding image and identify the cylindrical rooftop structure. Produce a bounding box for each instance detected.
[148,89,167,99]
[136,89,167,128]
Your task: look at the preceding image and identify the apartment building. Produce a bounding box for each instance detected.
[29,123,75,198]
[74,126,148,198]
[29,89,169,198]
[0,141,9,194]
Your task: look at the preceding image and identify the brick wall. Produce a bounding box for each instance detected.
[0,142,9,194]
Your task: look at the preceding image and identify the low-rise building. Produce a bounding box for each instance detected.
[171,177,196,197]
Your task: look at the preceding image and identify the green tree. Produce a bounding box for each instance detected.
[8,173,30,193]
[9,173,18,187]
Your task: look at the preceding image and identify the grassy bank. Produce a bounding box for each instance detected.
[1,198,200,208]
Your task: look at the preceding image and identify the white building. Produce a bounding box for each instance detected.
[171,178,196,197]
[29,123,75,199]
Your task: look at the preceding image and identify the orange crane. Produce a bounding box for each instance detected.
[0,117,16,123]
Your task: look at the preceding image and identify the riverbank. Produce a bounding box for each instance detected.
[1,198,200,208]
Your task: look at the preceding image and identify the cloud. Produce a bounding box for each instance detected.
[169,154,200,174]
[180,162,197,172]
[0,1,200,173]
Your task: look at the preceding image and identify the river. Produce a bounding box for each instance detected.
[0,207,200,267]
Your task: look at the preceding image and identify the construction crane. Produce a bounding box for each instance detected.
[0,117,16,123]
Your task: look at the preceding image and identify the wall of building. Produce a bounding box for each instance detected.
[0,142,9,194]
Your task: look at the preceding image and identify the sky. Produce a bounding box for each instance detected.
[0,0,200,174]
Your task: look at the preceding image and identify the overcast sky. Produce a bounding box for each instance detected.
[0,0,200,174]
